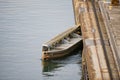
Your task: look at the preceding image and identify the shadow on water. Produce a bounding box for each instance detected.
[41,44,83,79]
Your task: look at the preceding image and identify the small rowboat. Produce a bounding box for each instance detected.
[42,24,82,60]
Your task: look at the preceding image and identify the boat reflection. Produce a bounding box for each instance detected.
[42,46,82,79]
[42,60,63,72]
[42,49,82,72]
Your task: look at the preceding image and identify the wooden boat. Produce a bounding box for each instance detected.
[42,24,82,60]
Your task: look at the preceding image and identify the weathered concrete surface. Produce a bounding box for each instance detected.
[73,0,120,80]
[99,1,120,78]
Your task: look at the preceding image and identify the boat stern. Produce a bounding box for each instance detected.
[42,44,50,60]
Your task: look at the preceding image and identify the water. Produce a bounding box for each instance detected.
[0,0,82,80]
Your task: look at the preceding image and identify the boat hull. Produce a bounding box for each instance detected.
[42,40,82,60]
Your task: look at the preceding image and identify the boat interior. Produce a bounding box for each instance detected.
[42,25,82,52]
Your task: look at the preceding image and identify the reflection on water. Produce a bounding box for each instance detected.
[0,0,82,80]
[42,50,82,80]
[42,61,61,72]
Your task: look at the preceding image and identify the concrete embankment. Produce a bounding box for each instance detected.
[72,0,120,80]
